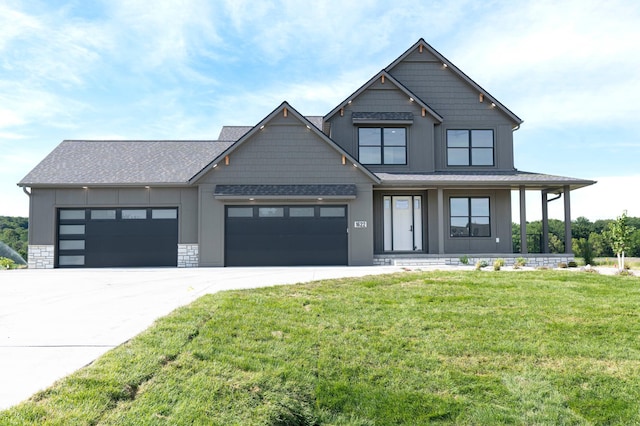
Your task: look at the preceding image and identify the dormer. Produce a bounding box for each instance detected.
[324,71,443,173]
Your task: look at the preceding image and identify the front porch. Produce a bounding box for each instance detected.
[373,253,575,268]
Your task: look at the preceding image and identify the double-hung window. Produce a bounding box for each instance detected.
[358,127,406,165]
[450,197,490,237]
[447,129,494,166]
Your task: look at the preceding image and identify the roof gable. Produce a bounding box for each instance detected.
[190,102,380,184]
[324,70,443,122]
[386,38,522,125]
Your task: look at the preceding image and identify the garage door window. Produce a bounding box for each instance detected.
[289,207,314,217]
[60,210,85,220]
[59,240,85,250]
[91,210,116,220]
[122,209,147,219]
[320,207,346,217]
[59,224,85,235]
[259,207,284,217]
[152,209,178,219]
[59,255,85,266]
[228,207,254,218]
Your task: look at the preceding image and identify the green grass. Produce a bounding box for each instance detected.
[2,270,640,425]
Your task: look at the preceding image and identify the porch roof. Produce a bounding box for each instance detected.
[375,171,596,192]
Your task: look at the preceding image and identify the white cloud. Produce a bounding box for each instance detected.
[448,0,640,128]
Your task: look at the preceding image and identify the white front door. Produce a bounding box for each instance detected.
[383,195,423,251]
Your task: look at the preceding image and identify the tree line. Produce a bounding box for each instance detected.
[0,216,28,261]
[512,215,640,261]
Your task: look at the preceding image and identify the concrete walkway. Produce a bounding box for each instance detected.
[0,266,402,410]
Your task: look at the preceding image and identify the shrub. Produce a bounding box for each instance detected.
[558,262,568,269]
[475,260,488,270]
[493,258,505,271]
[616,269,634,276]
[0,257,16,270]
[513,257,527,269]
[568,261,578,268]
[459,255,469,265]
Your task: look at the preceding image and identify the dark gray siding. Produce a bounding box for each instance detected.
[197,114,375,267]
[438,189,512,254]
[389,49,517,171]
[327,80,438,173]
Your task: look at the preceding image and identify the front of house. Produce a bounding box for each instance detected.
[19,39,595,268]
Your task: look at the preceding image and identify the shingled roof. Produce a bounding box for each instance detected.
[217,116,323,141]
[19,140,233,186]
[214,184,357,198]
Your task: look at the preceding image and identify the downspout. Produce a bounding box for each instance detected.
[542,190,562,253]
[22,186,31,197]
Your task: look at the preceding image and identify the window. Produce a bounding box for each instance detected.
[227,207,253,218]
[289,207,315,217]
[259,207,284,217]
[447,130,494,166]
[358,127,406,165]
[320,207,345,217]
[91,209,116,220]
[122,209,147,219]
[59,210,85,220]
[152,209,177,219]
[59,224,85,235]
[450,197,490,237]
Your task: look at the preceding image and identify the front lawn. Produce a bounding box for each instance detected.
[2,271,640,425]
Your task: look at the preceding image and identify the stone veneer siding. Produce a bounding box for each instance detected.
[177,244,199,268]
[374,255,574,269]
[28,245,55,269]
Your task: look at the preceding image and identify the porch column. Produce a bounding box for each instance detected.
[564,185,572,254]
[541,190,549,253]
[438,188,445,254]
[519,186,527,254]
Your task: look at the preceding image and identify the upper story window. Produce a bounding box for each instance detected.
[450,197,490,237]
[358,127,406,165]
[447,129,494,166]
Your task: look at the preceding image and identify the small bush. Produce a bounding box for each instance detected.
[616,269,634,276]
[493,258,505,271]
[568,261,578,268]
[459,255,469,265]
[0,257,16,270]
[558,262,568,269]
[475,260,488,270]
[513,257,527,270]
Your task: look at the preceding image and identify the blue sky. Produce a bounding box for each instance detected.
[1,0,639,220]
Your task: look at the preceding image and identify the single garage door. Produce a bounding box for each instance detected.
[57,208,178,268]
[225,205,348,266]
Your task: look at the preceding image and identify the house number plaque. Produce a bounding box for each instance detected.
[354,221,367,228]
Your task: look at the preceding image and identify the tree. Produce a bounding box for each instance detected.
[605,210,635,270]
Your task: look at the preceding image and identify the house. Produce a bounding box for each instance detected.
[18,39,595,269]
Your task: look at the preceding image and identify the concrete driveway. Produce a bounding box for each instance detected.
[0,265,401,410]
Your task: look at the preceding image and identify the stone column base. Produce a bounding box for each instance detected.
[28,245,55,269]
[178,244,199,267]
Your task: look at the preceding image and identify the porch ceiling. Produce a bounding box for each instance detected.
[375,171,596,192]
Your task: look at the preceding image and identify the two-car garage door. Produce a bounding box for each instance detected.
[225,205,348,266]
[57,208,178,268]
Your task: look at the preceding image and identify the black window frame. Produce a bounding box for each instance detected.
[449,197,491,238]
[358,127,407,165]
[446,129,495,167]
